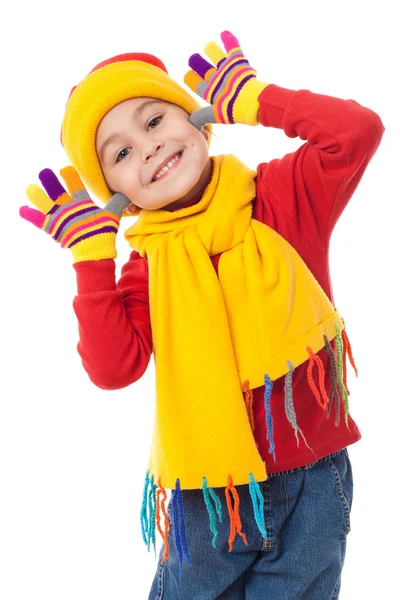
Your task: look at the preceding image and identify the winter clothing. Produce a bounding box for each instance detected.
[61,53,211,216]
[184,30,268,128]
[124,151,345,494]
[71,84,384,567]
[20,167,130,262]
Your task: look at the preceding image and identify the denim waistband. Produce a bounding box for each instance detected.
[265,448,347,478]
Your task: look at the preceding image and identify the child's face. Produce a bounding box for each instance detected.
[95,97,211,211]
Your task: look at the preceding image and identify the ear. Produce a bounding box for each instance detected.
[201,127,210,142]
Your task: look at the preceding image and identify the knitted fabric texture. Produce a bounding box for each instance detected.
[184,30,268,128]
[124,153,345,492]
[61,53,212,216]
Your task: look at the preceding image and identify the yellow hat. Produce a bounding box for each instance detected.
[61,53,211,216]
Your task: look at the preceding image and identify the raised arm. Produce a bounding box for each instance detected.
[184,30,384,248]
[255,84,385,247]
[20,166,152,391]
[73,252,152,390]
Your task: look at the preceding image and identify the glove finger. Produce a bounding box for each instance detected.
[19,205,46,229]
[60,166,91,201]
[39,169,70,204]
[189,106,217,130]
[220,30,242,54]
[184,69,208,98]
[25,183,54,214]
[204,41,226,68]
[188,53,216,81]
[103,192,132,218]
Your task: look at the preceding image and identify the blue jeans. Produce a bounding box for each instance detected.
[148,448,353,600]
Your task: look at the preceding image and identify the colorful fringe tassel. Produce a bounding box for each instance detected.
[155,476,170,564]
[335,324,349,425]
[202,476,223,547]
[259,323,358,457]
[306,345,330,411]
[242,380,255,432]
[139,324,359,567]
[141,472,269,566]
[323,335,340,425]
[249,474,267,540]
[140,471,157,556]
[284,360,315,454]
[225,475,248,552]
[171,478,192,574]
[263,374,276,462]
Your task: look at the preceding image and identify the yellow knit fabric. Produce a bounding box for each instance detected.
[61,59,212,217]
[124,154,343,490]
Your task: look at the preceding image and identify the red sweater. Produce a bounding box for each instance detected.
[73,84,384,475]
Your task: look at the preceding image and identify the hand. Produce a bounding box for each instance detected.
[20,166,131,262]
[184,30,268,129]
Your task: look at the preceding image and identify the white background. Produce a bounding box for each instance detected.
[1,0,398,598]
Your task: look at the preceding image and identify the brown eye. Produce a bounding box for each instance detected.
[116,148,131,163]
[147,115,162,130]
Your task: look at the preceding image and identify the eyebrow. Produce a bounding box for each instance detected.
[98,99,164,162]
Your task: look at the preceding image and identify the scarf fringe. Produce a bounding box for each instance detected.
[202,476,223,547]
[250,322,358,459]
[156,476,170,564]
[172,478,192,574]
[141,472,268,565]
[140,471,157,556]
[284,360,316,455]
[335,324,351,428]
[225,474,248,551]
[263,374,276,462]
[249,473,268,540]
[140,322,358,565]
[242,380,255,432]
[323,334,341,427]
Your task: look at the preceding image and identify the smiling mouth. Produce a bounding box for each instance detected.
[152,151,183,182]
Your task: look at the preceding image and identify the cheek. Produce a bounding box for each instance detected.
[110,166,142,195]
[186,131,208,157]
[196,140,210,167]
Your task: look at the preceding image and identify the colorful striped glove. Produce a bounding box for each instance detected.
[184,31,268,130]
[19,167,131,262]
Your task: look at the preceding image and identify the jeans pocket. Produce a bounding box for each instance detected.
[148,553,165,600]
[155,559,166,600]
[327,449,354,535]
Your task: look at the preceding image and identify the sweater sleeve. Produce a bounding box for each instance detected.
[72,251,152,390]
[254,84,385,247]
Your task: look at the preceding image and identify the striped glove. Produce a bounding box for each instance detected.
[184,30,268,130]
[19,167,131,262]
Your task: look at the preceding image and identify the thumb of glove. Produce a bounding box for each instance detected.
[189,106,216,130]
[103,192,132,219]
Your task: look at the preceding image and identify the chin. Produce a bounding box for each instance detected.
[167,181,198,203]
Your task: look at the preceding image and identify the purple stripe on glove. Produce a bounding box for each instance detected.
[52,205,98,239]
[209,58,249,105]
[227,73,255,122]
[68,225,119,248]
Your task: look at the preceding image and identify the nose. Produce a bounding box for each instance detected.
[141,141,165,163]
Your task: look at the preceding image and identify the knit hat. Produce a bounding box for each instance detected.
[61,53,212,216]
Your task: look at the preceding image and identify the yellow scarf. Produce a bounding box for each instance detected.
[124,153,344,493]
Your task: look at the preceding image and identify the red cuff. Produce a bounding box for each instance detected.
[257,84,298,130]
[73,259,117,294]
